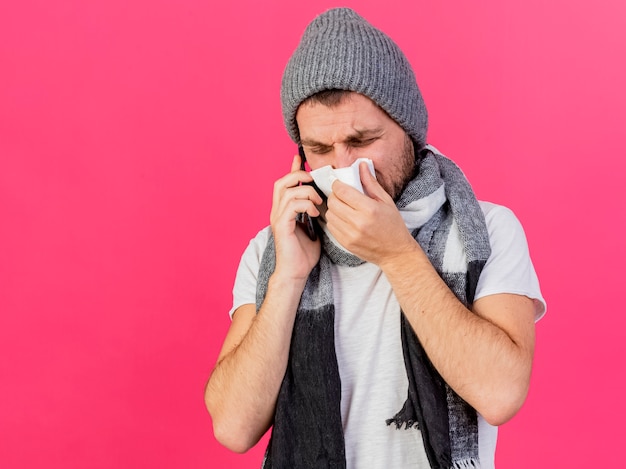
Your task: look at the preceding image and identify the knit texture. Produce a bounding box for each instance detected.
[281,8,428,147]
[256,146,491,468]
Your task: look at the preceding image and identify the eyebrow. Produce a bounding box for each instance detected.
[300,127,384,147]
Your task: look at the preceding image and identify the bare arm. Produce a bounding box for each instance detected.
[205,155,322,452]
[325,163,535,425]
[380,248,535,425]
[205,278,302,453]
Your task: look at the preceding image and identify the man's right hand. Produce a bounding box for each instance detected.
[205,153,323,453]
[270,153,323,283]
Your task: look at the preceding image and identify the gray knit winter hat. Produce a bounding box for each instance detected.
[281,8,428,146]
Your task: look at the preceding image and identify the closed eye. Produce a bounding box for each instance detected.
[347,137,378,147]
[307,145,333,155]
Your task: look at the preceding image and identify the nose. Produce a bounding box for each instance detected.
[332,145,356,169]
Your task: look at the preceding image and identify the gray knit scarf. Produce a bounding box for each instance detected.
[256,147,491,469]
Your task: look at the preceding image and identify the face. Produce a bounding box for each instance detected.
[296,92,415,201]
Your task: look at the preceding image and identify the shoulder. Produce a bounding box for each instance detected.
[229,226,272,319]
[479,201,519,226]
[244,226,272,260]
[476,201,546,320]
[479,201,529,250]
[236,225,273,282]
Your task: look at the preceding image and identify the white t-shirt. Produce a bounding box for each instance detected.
[230,201,546,468]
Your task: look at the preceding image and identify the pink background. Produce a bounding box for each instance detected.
[1,0,624,467]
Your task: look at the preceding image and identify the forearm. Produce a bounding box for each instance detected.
[380,243,534,426]
[205,273,304,452]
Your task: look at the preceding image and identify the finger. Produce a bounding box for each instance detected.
[280,185,324,207]
[326,189,358,225]
[330,179,367,210]
[291,153,302,173]
[273,185,323,224]
[278,199,321,222]
[272,169,314,209]
[324,196,359,248]
[275,155,308,203]
[274,171,315,196]
[359,162,389,201]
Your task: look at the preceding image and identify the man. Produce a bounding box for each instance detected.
[205,7,545,469]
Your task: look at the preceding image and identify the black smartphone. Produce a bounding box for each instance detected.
[296,146,319,241]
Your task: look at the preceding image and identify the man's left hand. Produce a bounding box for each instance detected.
[325,162,416,265]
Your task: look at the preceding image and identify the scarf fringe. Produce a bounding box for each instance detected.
[385,398,419,430]
[452,458,481,468]
[385,415,418,430]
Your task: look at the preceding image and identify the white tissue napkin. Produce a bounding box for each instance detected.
[309,158,376,197]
